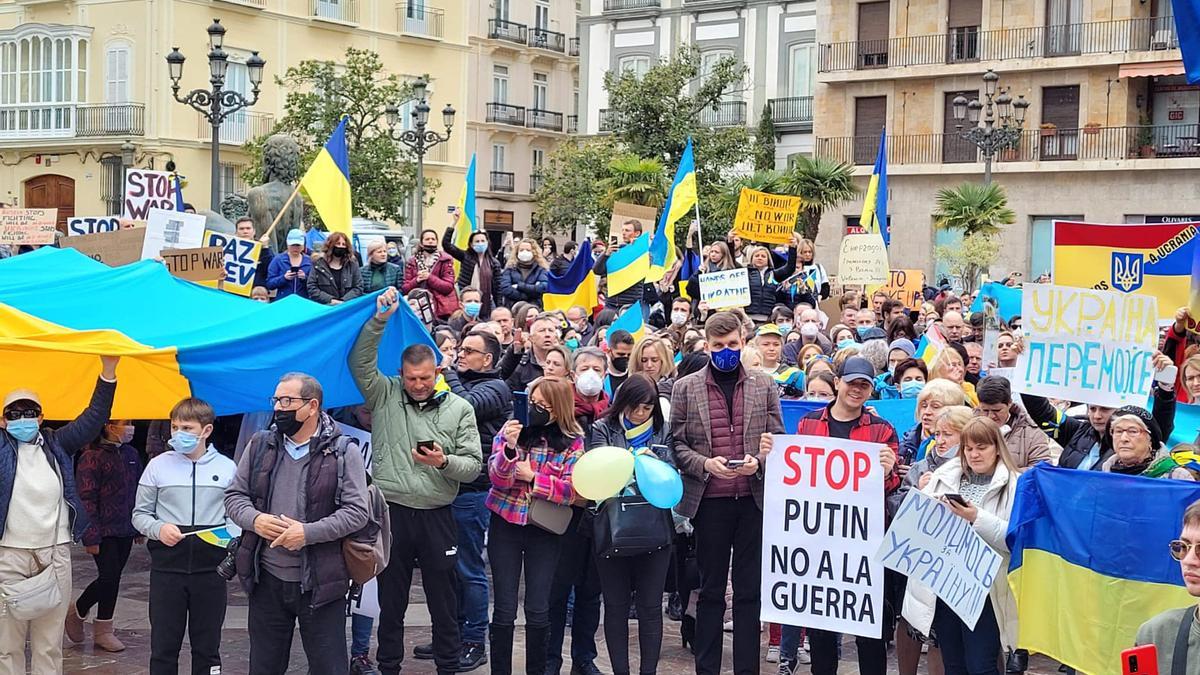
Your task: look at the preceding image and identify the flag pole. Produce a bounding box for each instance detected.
[692,202,704,252]
[261,184,303,241]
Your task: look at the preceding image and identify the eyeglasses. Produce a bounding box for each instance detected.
[1111,427,1148,437]
[269,396,314,408]
[459,345,485,357]
[1169,540,1199,561]
[3,409,40,421]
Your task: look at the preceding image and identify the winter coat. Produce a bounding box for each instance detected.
[499,347,545,393]
[1001,405,1052,469]
[362,260,403,294]
[75,438,142,545]
[782,334,834,365]
[265,253,313,300]
[1024,388,1176,470]
[589,416,675,463]
[442,368,514,492]
[307,255,364,305]
[402,251,459,319]
[1100,449,1198,481]
[901,460,1020,650]
[745,249,797,319]
[499,264,549,306]
[594,246,647,310]
[442,227,503,314]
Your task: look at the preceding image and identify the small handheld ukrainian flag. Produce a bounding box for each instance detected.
[649,138,697,282]
[544,239,600,314]
[300,116,352,237]
[610,301,646,341]
[191,525,241,549]
[454,155,478,249]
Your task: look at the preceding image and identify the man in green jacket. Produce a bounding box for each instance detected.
[351,286,482,675]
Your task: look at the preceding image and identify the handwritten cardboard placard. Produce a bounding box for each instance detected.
[837,233,889,286]
[761,435,885,639]
[123,169,177,219]
[1013,283,1159,408]
[61,228,147,267]
[161,246,226,282]
[876,269,925,310]
[141,208,206,260]
[201,230,263,297]
[877,491,1002,629]
[733,188,802,245]
[67,216,122,236]
[698,267,751,309]
[610,202,658,244]
[0,208,57,245]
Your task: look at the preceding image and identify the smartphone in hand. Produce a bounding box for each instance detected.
[944,493,969,507]
[1121,645,1158,675]
[417,440,436,456]
[726,459,747,469]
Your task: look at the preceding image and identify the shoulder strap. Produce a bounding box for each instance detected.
[1171,607,1193,675]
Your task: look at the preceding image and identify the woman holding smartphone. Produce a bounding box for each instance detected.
[587,374,675,675]
[901,417,1021,675]
[487,377,585,675]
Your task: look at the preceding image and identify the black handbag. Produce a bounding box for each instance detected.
[592,495,674,558]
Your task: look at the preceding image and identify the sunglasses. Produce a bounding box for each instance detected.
[1169,540,1199,561]
[3,409,40,421]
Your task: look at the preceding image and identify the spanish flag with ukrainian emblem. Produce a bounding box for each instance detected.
[1006,465,1200,675]
[300,116,352,237]
[543,239,600,314]
[1052,220,1199,323]
[606,232,651,297]
[649,138,697,282]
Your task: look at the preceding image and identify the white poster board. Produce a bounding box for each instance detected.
[761,435,886,638]
[140,208,205,260]
[123,169,177,219]
[67,216,121,236]
[698,268,751,309]
[837,233,889,285]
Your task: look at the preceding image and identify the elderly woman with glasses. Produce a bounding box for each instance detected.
[1101,407,1198,480]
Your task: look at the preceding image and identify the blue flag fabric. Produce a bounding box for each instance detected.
[1175,0,1200,83]
[971,282,1022,321]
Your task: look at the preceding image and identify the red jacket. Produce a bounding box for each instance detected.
[402,251,459,318]
[795,404,902,495]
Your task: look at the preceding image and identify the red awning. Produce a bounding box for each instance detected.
[1119,61,1186,78]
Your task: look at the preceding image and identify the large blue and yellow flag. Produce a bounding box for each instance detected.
[0,248,436,419]
[649,138,697,282]
[454,155,478,251]
[606,232,650,297]
[544,240,599,314]
[677,249,700,301]
[859,133,889,246]
[610,301,646,341]
[300,117,352,237]
[1174,0,1200,84]
[1053,220,1198,323]
[1007,465,1200,675]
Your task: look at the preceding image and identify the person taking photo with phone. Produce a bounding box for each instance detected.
[1135,498,1200,675]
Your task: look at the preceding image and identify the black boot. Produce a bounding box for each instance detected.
[1006,649,1029,673]
[490,625,515,675]
[680,614,696,653]
[526,624,551,675]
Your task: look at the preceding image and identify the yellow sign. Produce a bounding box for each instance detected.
[837,234,889,286]
[877,269,925,310]
[733,188,801,245]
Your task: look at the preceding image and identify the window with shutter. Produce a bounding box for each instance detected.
[1040,85,1079,159]
[947,0,981,62]
[942,91,979,163]
[856,2,890,69]
[854,96,886,164]
[105,44,129,104]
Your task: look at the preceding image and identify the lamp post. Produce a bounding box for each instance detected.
[165,19,265,211]
[952,69,1030,186]
[385,77,455,232]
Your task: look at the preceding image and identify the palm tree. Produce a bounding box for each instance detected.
[931,182,1015,236]
[781,156,859,242]
[598,155,668,208]
[711,169,785,226]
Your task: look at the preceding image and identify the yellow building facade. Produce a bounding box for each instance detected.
[0,0,469,231]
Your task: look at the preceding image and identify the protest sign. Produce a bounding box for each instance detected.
[733,188,801,245]
[610,202,658,244]
[141,208,205,260]
[1013,283,1159,408]
[161,247,226,282]
[837,233,889,285]
[201,230,262,297]
[0,208,57,245]
[876,269,924,310]
[698,267,751,309]
[61,228,147,266]
[761,434,885,638]
[123,169,177,219]
[67,216,121,236]
[877,491,1002,629]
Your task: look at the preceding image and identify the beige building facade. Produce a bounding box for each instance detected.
[813,0,1200,283]
[0,0,470,231]
[465,0,578,241]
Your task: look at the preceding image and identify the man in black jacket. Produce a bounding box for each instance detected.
[433,329,513,672]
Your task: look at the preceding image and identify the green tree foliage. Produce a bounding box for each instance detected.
[935,232,1001,295]
[532,137,619,238]
[755,104,777,172]
[932,182,1015,237]
[711,170,784,227]
[599,155,667,208]
[780,156,859,242]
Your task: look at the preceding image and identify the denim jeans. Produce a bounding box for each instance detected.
[351,613,374,657]
[453,490,491,645]
[780,625,801,661]
[933,598,1001,675]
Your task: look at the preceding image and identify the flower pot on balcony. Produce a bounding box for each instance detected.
[1083,124,1101,135]
[1140,145,1157,158]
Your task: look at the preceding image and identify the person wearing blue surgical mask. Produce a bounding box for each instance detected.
[450,287,485,335]
[442,222,503,317]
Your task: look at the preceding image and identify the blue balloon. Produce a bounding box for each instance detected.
[634,453,683,509]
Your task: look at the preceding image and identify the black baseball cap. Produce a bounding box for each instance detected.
[838,356,876,384]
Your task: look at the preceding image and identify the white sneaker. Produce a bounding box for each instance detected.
[797,648,812,665]
[766,646,780,663]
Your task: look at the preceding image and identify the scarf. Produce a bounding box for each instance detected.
[1110,454,1154,476]
[622,414,654,450]
[476,254,495,315]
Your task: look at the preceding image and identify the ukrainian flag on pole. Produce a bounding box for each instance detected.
[543,239,600,314]
[451,155,479,275]
[300,116,352,237]
[859,132,889,246]
[649,138,697,282]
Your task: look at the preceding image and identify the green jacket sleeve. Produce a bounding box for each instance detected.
[441,401,482,484]
[350,315,391,409]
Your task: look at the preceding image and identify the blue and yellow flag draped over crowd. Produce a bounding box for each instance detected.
[606,232,650,296]
[648,138,697,282]
[543,240,599,314]
[0,248,436,419]
[1006,465,1200,675]
[300,116,352,237]
[859,133,889,246]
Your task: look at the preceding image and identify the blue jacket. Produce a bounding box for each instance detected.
[499,265,548,306]
[0,377,115,543]
[265,253,313,300]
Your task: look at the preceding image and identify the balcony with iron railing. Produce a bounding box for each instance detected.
[398,3,444,38]
[567,114,579,133]
[486,102,526,126]
[819,16,1179,72]
[490,171,515,192]
[598,108,618,133]
[489,18,528,45]
[0,103,146,140]
[528,27,566,53]
[698,101,747,127]
[768,96,813,126]
[530,173,545,193]
[311,0,358,23]
[816,125,1200,166]
[569,37,580,57]
[527,109,564,132]
[198,111,276,145]
[603,0,660,11]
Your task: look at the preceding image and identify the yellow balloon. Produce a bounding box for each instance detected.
[572,446,635,500]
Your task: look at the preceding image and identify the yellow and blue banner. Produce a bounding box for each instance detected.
[1053,220,1199,323]
[0,248,436,419]
[859,133,889,246]
[970,282,1022,322]
[300,117,352,237]
[454,155,478,250]
[606,232,651,296]
[1006,465,1200,675]
[544,239,600,314]
[649,138,697,282]
[610,301,646,341]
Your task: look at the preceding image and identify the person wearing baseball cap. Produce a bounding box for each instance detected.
[0,355,120,673]
[755,324,803,399]
[265,228,313,301]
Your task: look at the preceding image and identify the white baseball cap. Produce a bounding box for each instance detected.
[2,388,41,411]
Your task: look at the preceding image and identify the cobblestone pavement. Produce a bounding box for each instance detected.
[58,547,1062,675]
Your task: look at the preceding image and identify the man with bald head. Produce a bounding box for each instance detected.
[941,310,966,343]
[783,307,833,364]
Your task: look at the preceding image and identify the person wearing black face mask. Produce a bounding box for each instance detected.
[308,231,365,306]
[605,329,636,396]
[225,372,371,675]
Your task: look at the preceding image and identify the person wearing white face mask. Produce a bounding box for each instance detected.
[572,348,610,428]
[782,307,833,365]
[500,240,549,309]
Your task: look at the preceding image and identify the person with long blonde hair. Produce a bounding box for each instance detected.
[930,347,978,406]
[500,239,549,308]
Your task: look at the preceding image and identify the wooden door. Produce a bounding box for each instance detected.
[1041,85,1080,159]
[24,174,74,232]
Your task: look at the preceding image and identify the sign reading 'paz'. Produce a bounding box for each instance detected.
[733,188,802,245]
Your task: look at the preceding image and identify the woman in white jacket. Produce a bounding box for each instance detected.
[901,416,1021,675]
